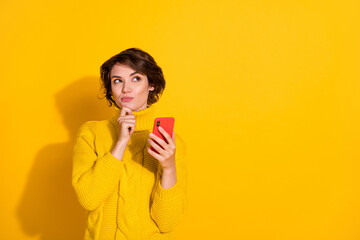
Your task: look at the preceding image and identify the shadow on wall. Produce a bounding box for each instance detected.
[16,76,114,240]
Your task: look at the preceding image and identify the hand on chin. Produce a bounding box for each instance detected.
[120,103,134,111]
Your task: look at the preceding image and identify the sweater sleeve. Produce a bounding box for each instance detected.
[72,121,126,211]
[150,133,188,233]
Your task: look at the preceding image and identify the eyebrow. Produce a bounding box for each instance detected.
[111,71,139,79]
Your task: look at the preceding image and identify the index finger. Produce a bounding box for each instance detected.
[158,126,175,145]
[120,106,133,116]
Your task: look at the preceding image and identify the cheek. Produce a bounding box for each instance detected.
[111,88,120,97]
[137,85,150,96]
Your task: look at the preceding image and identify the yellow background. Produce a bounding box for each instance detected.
[1,0,359,239]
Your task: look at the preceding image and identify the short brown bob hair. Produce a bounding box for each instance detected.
[99,48,166,108]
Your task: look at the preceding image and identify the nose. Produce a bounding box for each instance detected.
[121,82,131,93]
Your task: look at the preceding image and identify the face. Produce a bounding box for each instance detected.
[110,62,154,111]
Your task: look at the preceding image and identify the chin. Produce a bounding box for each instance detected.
[120,103,137,111]
[119,100,147,111]
[120,103,131,109]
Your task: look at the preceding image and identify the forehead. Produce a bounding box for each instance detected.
[110,62,139,76]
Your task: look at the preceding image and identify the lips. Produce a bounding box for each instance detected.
[121,97,133,102]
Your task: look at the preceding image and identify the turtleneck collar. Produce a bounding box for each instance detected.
[109,103,157,132]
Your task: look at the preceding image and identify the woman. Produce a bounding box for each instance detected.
[72,48,188,240]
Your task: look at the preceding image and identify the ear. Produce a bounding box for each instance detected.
[149,85,155,91]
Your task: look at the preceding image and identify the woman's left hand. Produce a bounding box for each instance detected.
[147,126,176,172]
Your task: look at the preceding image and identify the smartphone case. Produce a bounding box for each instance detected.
[150,117,175,154]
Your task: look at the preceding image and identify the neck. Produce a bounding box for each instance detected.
[109,104,157,132]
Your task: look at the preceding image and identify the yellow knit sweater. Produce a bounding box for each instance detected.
[72,103,187,240]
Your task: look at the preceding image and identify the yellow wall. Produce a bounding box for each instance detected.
[1,0,359,239]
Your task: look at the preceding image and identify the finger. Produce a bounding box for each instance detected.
[158,126,175,146]
[117,115,135,121]
[149,132,169,151]
[122,122,135,134]
[120,106,133,116]
[121,121,135,128]
[147,146,164,161]
[118,119,134,126]
[148,138,166,155]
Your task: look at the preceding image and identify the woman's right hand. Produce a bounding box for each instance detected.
[116,106,136,145]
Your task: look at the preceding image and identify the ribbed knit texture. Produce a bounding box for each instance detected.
[72,103,188,240]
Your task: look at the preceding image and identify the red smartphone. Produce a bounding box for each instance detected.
[150,117,175,154]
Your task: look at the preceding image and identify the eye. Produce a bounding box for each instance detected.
[114,79,122,83]
[133,76,141,81]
